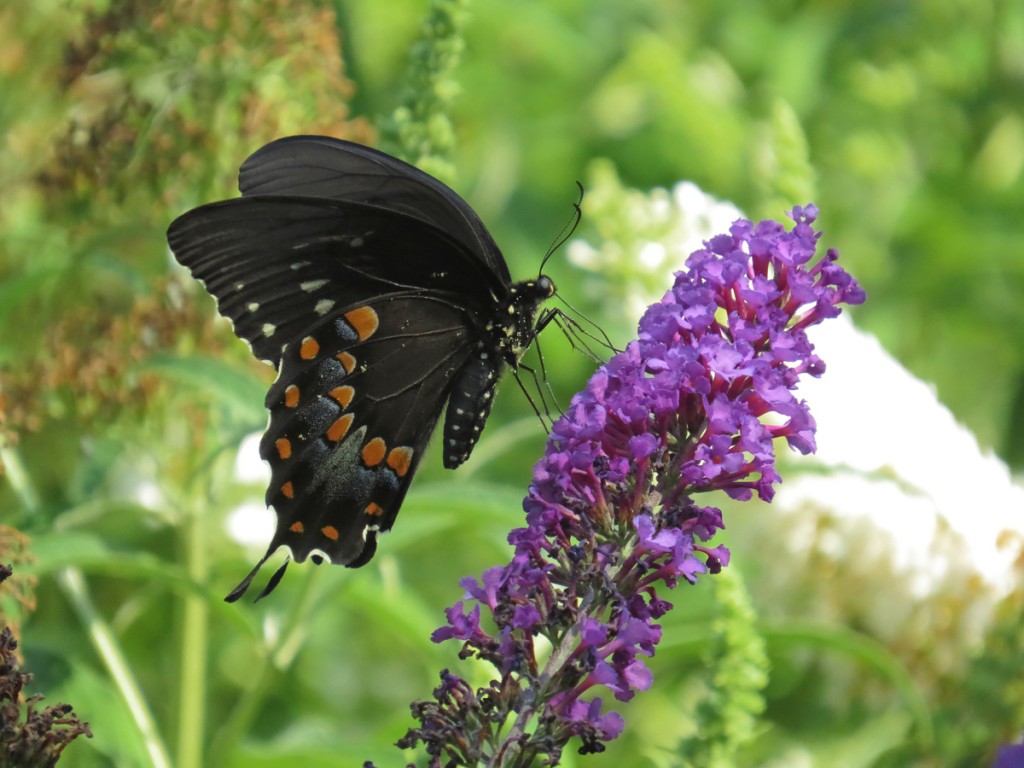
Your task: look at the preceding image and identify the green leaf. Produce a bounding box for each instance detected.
[137,354,269,425]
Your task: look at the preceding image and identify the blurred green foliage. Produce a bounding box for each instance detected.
[1,0,1022,766]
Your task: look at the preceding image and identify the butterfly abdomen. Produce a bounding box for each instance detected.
[442,348,504,469]
[441,277,556,469]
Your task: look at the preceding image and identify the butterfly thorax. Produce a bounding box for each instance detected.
[441,275,555,469]
[494,276,556,365]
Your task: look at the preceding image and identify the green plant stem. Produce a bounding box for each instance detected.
[493,624,582,768]
[205,566,321,766]
[0,441,41,513]
[2,439,172,768]
[59,567,173,768]
[763,621,935,749]
[177,500,209,768]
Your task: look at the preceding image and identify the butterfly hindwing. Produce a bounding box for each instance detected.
[258,293,476,564]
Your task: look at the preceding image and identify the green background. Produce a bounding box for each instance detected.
[1,0,1022,766]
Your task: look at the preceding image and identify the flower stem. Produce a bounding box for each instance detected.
[204,566,321,766]
[176,497,209,768]
[493,623,581,767]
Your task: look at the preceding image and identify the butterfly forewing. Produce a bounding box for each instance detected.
[238,136,512,284]
[167,196,505,365]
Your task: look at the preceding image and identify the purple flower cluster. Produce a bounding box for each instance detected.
[398,205,864,765]
[994,742,1024,768]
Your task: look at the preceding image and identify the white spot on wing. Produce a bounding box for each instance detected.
[301,279,328,292]
[307,547,334,564]
[263,323,276,337]
[315,298,335,316]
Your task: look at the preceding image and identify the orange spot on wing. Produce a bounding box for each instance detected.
[321,525,339,541]
[325,413,354,443]
[336,352,356,373]
[344,306,379,341]
[281,481,294,499]
[386,446,414,477]
[365,502,384,517]
[329,385,355,409]
[275,438,292,460]
[362,437,386,467]
[300,336,320,359]
[290,521,304,533]
[284,384,300,408]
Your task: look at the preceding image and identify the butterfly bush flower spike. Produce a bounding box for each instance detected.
[399,204,865,765]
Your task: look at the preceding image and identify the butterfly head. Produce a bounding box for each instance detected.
[501,275,556,364]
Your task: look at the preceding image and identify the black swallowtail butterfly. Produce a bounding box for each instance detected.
[167,136,556,602]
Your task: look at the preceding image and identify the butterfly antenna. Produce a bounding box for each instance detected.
[538,181,584,278]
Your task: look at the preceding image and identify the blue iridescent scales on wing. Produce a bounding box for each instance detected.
[167,136,554,602]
